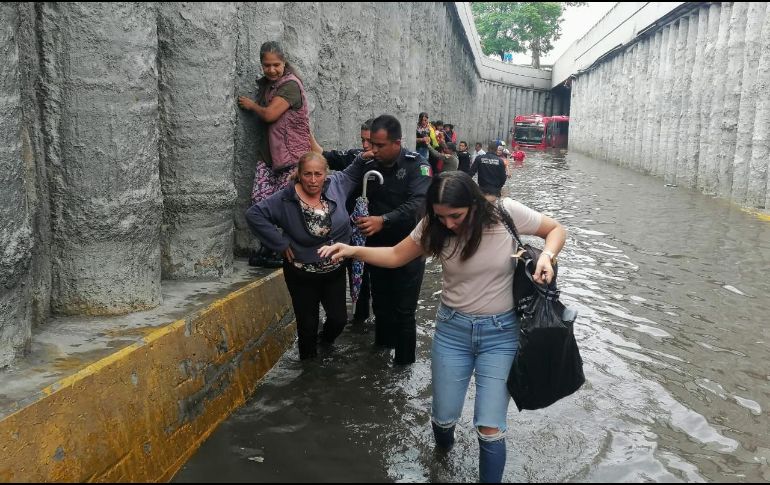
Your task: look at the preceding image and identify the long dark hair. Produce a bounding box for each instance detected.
[257,41,302,84]
[421,171,500,261]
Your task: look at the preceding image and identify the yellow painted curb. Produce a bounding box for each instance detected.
[0,271,296,483]
[742,208,770,222]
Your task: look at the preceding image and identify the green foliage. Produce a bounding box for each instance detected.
[471,2,586,68]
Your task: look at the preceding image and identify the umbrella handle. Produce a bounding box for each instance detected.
[362,170,384,199]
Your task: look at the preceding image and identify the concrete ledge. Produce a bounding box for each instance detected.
[0,270,295,482]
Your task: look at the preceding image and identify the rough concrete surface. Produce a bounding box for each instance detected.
[1,1,562,366]
[570,2,770,209]
[38,3,163,316]
[158,3,237,279]
[0,262,294,482]
[0,3,33,368]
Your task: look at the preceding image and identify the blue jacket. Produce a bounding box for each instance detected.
[246,158,368,264]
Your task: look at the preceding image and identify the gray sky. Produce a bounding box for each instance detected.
[506,2,617,65]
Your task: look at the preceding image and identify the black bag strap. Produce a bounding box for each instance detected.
[496,199,525,249]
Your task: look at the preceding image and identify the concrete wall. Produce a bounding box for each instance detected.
[0,4,34,367]
[0,271,295,482]
[569,2,770,209]
[39,3,163,316]
[551,2,687,87]
[158,3,237,279]
[0,1,559,367]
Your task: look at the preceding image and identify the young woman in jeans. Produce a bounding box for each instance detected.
[318,171,566,482]
[246,152,367,359]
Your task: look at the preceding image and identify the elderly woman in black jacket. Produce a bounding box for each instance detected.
[246,151,368,359]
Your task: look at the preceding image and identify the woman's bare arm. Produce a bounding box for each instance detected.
[318,235,425,268]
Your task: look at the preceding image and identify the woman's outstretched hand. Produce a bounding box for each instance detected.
[318,243,354,263]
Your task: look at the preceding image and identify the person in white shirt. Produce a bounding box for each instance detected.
[318,171,566,483]
[472,142,486,161]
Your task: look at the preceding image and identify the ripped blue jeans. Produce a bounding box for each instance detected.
[431,303,519,482]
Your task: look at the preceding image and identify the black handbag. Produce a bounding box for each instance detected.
[497,200,585,411]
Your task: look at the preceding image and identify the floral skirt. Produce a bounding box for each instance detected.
[251,160,295,205]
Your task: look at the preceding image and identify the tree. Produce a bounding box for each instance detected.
[472,2,586,69]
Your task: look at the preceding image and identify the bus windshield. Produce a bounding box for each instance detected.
[514,122,544,144]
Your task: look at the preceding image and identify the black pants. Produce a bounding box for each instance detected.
[368,258,425,365]
[282,262,348,359]
[347,262,371,321]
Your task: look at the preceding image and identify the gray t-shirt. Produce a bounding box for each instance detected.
[410,197,542,315]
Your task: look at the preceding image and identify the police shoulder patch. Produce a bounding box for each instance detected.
[419,164,432,177]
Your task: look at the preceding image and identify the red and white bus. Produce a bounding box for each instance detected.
[511,114,569,149]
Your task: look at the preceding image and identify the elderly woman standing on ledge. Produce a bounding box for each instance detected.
[238,40,321,268]
[246,152,367,360]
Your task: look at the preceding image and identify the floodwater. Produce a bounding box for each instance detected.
[174,150,770,483]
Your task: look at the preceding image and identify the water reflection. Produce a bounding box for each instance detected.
[175,150,770,483]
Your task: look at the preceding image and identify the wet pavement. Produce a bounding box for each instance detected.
[174,150,770,483]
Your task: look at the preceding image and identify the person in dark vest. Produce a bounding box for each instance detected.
[469,143,508,202]
[350,114,432,365]
[238,41,319,268]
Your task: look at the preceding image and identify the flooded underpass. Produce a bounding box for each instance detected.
[173,150,770,483]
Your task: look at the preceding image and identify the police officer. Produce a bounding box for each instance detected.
[321,119,375,328]
[322,119,374,172]
[469,143,508,202]
[353,114,431,365]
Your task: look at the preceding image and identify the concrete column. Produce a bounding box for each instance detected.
[676,12,699,185]
[695,4,722,190]
[684,6,710,189]
[569,81,579,148]
[574,76,584,152]
[232,3,286,256]
[619,49,633,167]
[526,88,534,115]
[0,3,33,367]
[716,2,748,197]
[40,3,161,315]
[748,4,770,208]
[700,3,732,194]
[513,88,522,120]
[595,67,604,158]
[496,84,504,140]
[641,31,662,173]
[611,54,624,163]
[650,27,670,176]
[158,3,237,279]
[665,20,687,183]
[732,3,767,203]
[632,41,650,171]
[598,59,610,160]
[661,23,678,178]
[17,3,52,333]
[400,2,420,151]
[504,87,512,144]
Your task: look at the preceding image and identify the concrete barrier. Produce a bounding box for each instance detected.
[0,271,295,482]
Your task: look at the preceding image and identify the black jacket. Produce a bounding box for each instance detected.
[457,150,471,174]
[351,149,432,247]
[469,153,506,195]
